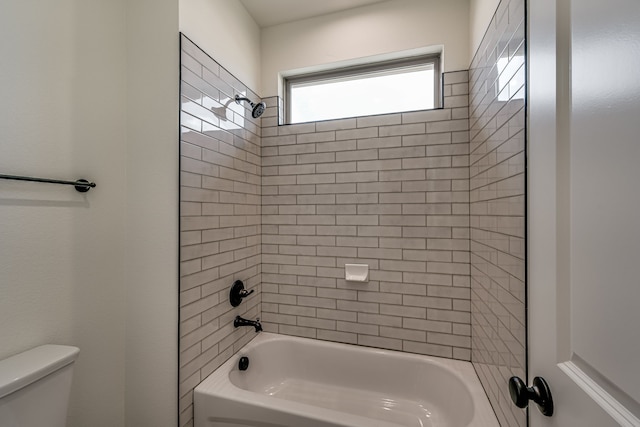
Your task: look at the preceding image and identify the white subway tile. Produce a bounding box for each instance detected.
[357,113,401,128]
[358,335,402,351]
[336,127,378,141]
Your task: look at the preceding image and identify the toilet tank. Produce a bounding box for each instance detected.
[0,345,79,427]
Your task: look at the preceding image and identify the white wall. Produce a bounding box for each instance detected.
[0,1,127,426]
[125,1,179,426]
[180,0,262,93]
[260,0,470,97]
[0,1,180,427]
[469,0,500,63]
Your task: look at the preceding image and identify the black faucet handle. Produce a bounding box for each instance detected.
[230,280,254,307]
[239,289,254,298]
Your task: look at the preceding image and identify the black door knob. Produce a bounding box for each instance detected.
[509,376,554,417]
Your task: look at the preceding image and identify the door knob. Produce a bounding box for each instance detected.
[509,376,554,416]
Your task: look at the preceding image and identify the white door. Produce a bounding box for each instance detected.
[528,0,640,426]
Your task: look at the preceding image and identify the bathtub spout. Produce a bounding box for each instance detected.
[234,316,262,332]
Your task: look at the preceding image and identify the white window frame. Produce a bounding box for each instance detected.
[284,54,441,124]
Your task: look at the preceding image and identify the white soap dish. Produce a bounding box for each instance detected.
[345,264,369,282]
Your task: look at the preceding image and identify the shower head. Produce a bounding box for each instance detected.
[251,101,266,118]
[235,95,266,118]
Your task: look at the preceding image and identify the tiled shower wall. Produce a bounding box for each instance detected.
[179,35,262,427]
[178,6,527,422]
[259,71,473,360]
[469,0,526,426]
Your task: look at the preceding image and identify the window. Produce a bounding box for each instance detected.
[285,55,441,124]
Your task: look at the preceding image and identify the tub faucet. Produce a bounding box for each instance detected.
[234,315,262,333]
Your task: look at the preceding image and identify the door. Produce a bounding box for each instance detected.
[528,0,640,426]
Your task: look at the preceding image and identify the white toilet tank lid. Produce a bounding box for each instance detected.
[0,345,80,399]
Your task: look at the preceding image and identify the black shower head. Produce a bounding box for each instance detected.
[235,95,266,118]
[251,101,266,118]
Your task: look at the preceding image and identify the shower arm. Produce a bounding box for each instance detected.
[235,95,254,106]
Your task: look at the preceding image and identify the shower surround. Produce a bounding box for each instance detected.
[469,0,526,426]
[180,0,526,420]
[179,35,262,427]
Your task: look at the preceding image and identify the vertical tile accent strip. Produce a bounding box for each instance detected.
[260,72,472,361]
[469,0,526,426]
[179,34,262,427]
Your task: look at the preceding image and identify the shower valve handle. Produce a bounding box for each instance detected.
[240,289,254,298]
[229,280,254,307]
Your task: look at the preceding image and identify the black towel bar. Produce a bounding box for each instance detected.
[0,174,96,193]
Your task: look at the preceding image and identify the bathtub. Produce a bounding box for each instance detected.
[194,333,499,427]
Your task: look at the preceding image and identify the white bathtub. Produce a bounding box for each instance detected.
[194,333,499,427]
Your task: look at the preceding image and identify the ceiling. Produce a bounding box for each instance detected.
[239,0,390,28]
